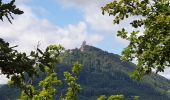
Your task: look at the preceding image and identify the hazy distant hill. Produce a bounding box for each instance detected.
[0,45,170,100]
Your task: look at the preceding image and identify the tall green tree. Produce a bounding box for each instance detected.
[0,0,23,23]
[0,1,82,99]
[11,45,83,100]
[102,0,170,79]
[61,62,83,100]
[0,0,27,78]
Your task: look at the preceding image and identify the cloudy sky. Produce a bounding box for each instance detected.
[0,0,169,84]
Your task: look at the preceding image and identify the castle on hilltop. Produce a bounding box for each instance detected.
[80,40,86,52]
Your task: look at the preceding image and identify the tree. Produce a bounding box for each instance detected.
[8,45,63,99]
[97,95,124,100]
[0,0,23,23]
[0,1,83,99]
[0,0,26,77]
[61,62,83,100]
[102,0,170,79]
[0,0,40,87]
[132,96,139,100]
[97,95,107,100]
[9,45,82,100]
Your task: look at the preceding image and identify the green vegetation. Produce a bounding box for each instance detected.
[0,43,82,100]
[62,45,170,100]
[61,62,83,100]
[0,1,82,99]
[97,95,124,100]
[14,45,63,99]
[0,0,27,78]
[102,0,170,79]
[0,0,170,100]
[1,45,170,100]
[0,0,23,23]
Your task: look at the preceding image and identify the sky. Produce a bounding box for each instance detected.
[0,0,169,84]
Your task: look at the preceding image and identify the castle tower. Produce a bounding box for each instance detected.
[80,40,86,52]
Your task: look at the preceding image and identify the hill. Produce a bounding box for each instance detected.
[0,45,170,100]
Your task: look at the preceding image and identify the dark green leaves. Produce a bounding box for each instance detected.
[72,62,83,74]
[0,38,36,78]
[0,0,24,23]
[117,28,128,39]
[102,0,170,78]
[130,19,144,28]
[62,62,83,100]
[97,95,124,100]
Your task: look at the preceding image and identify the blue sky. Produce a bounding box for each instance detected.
[0,0,169,84]
[0,0,128,54]
[29,0,84,27]
[28,0,127,54]
[0,0,128,84]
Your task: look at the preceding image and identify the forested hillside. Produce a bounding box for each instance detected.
[0,45,170,100]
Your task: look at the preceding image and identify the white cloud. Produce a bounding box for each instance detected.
[58,0,132,48]
[57,0,170,80]
[85,8,115,32]
[59,0,114,32]
[0,5,103,52]
[2,0,31,5]
[0,3,103,84]
[60,0,99,8]
[59,0,142,35]
[0,75,9,84]
[16,0,31,4]
[159,68,170,79]
[1,0,169,84]
[60,0,114,8]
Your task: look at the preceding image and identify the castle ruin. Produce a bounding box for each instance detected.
[80,40,86,52]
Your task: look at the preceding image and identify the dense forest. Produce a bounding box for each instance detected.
[0,0,170,100]
[0,45,170,100]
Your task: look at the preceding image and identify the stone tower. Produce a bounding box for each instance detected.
[80,40,86,52]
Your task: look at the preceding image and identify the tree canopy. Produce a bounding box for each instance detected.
[0,0,23,23]
[1,0,170,99]
[0,0,25,77]
[0,1,82,99]
[102,0,170,79]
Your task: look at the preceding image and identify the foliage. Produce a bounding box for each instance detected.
[97,95,107,100]
[0,0,34,99]
[102,0,170,79]
[108,95,124,100]
[8,45,64,99]
[1,0,170,100]
[8,45,82,100]
[166,90,170,95]
[61,62,83,100]
[0,38,38,80]
[97,95,124,100]
[0,0,25,77]
[0,45,170,100]
[97,95,139,100]
[0,0,23,23]
[132,96,139,100]
[61,46,170,100]
[0,1,83,100]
